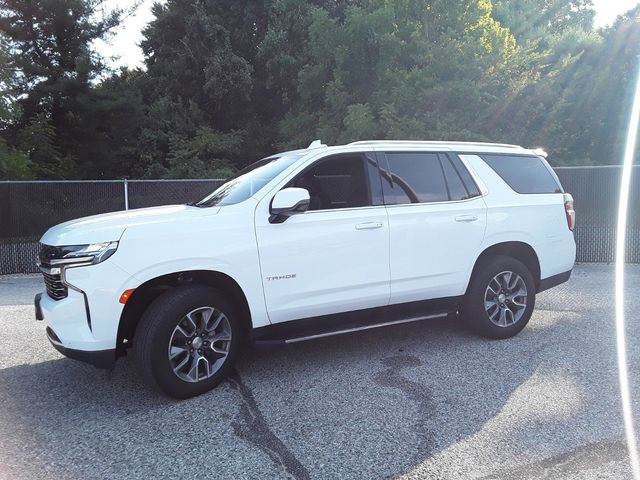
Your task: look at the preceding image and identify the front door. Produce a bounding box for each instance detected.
[255,152,390,324]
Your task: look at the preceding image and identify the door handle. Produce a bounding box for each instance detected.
[455,215,478,223]
[355,222,383,230]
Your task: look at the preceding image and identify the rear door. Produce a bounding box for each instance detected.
[379,150,487,304]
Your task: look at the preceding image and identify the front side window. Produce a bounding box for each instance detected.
[381,152,449,204]
[289,153,375,210]
[194,153,303,207]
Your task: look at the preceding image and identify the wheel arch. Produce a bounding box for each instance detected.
[116,270,252,357]
[466,241,541,294]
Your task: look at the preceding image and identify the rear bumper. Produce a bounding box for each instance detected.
[46,326,115,369]
[537,269,572,293]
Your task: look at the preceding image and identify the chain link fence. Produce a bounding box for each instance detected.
[0,167,638,275]
[0,179,224,274]
[555,166,640,264]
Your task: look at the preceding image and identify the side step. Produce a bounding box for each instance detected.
[278,313,449,344]
[251,302,458,346]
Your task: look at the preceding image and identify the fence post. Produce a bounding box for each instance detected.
[124,179,129,210]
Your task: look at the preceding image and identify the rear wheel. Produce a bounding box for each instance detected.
[134,285,242,398]
[462,255,535,339]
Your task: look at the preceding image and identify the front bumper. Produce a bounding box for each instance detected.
[46,325,115,369]
[35,258,136,364]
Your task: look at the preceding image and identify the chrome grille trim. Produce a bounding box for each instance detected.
[38,243,68,300]
[41,269,68,300]
[37,243,93,330]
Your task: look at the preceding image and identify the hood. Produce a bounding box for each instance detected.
[40,204,220,246]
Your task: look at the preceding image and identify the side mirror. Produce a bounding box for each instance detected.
[269,187,310,223]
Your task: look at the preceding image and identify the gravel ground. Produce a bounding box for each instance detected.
[0,264,639,479]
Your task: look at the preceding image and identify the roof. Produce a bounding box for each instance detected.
[299,139,543,156]
[347,140,523,149]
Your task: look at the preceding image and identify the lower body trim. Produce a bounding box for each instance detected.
[47,327,115,369]
[537,269,572,292]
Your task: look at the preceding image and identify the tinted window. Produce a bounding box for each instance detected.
[440,154,469,201]
[365,153,385,206]
[481,155,562,194]
[289,154,371,210]
[195,153,303,207]
[449,154,481,197]
[382,152,448,204]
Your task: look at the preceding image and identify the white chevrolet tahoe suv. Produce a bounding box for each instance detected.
[36,140,576,398]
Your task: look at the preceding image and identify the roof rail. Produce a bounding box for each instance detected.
[348,140,523,149]
[531,147,548,157]
[307,139,327,149]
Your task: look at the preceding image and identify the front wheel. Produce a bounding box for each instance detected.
[134,285,242,398]
[462,255,536,339]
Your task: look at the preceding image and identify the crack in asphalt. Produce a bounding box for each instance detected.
[479,438,629,479]
[373,354,437,459]
[227,372,310,480]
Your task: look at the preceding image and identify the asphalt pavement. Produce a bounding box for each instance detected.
[0,264,639,479]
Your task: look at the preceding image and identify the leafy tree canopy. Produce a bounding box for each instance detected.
[0,0,638,179]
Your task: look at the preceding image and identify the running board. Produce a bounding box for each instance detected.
[281,313,448,344]
[252,310,453,346]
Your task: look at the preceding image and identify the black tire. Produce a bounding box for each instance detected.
[133,285,242,398]
[462,255,536,339]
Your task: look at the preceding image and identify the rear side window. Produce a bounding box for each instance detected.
[382,152,448,204]
[481,155,562,194]
[441,154,481,200]
[440,155,467,200]
[448,154,481,198]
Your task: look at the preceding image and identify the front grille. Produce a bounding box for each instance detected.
[38,243,68,300]
[42,270,68,300]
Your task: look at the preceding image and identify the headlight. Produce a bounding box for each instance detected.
[48,241,119,266]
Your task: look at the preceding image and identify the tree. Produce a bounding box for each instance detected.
[278,0,516,146]
[493,0,595,43]
[136,1,258,177]
[1,0,638,179]
[485,2,640,165]
[0,0,126,177]
[136,0,371,178]
[0,31,31,178]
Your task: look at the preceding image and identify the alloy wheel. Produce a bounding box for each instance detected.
[168,306,232,383]
[484,270,528,327]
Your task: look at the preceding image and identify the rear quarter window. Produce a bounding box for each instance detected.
[480,155,562,194]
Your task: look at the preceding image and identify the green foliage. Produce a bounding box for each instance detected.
[486,2,640,165]
[0,139,31,178]
[0,0,126,178]
[15,113,64,177]
[278,0,517,146]
[0,36,14,124]
[493,0,595,42]
[161,128,241,179]
[0,0,638,179]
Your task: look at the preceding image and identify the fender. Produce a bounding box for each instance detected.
[463,231,542,293]
[112,257,269,329]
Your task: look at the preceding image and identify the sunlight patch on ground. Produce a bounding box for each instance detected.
[527,310,582,330]
[402,368,584,479]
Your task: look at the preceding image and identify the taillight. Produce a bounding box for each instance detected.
[564,193,575,231]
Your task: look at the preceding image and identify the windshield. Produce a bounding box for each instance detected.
[193,153,304,207]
